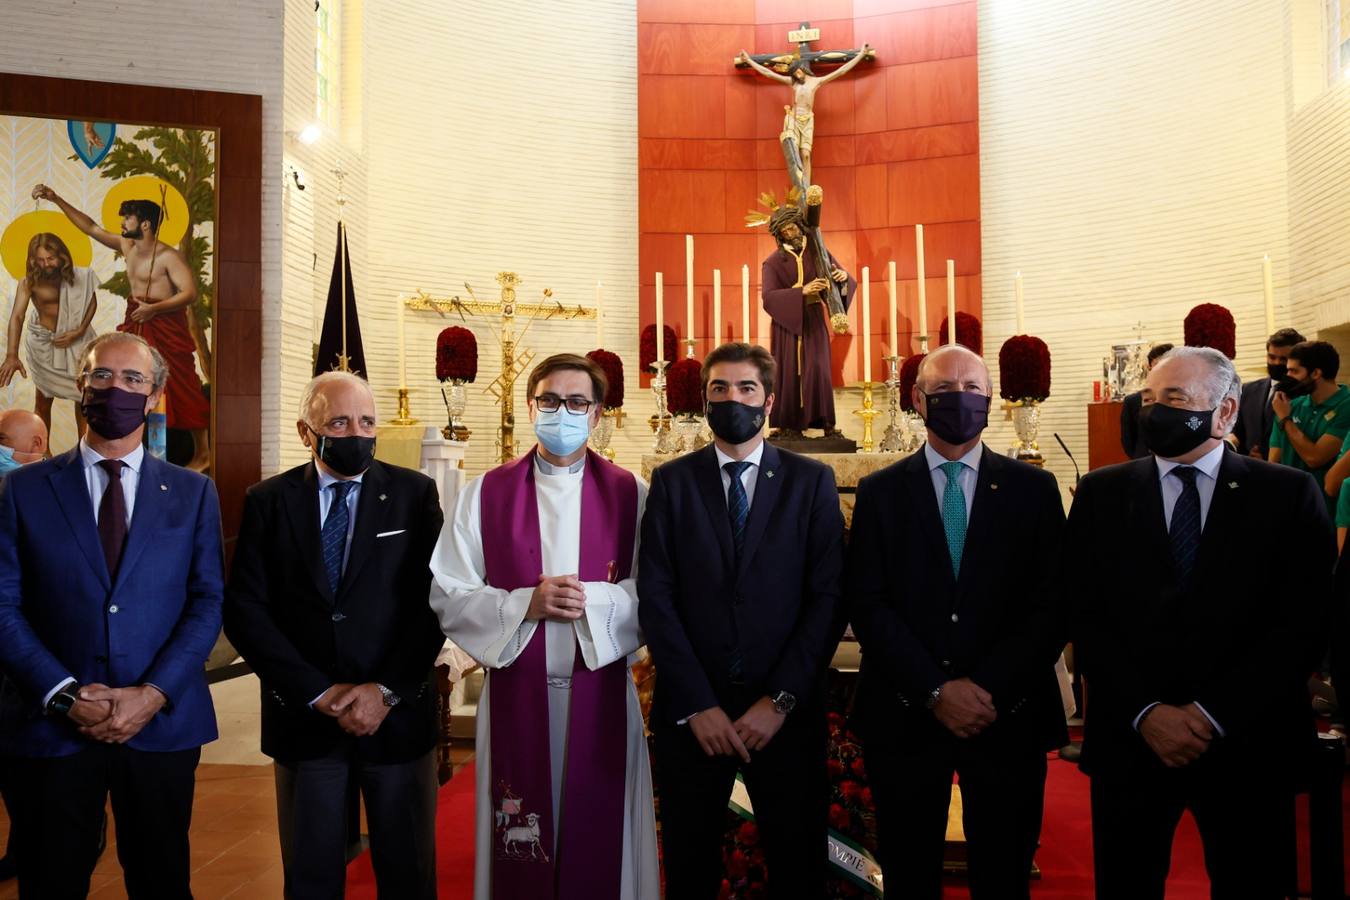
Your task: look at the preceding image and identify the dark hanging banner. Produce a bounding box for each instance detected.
[313,222,367,377]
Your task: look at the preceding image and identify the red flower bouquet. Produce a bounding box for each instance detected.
[667,357,705,416]
[1183,303,1236,359]
[640,324,678,372]
[435,326,477,382]
[998,335,1052,402]
[585,349,625,409]
[900,353,926,413]
[938,312,983,354]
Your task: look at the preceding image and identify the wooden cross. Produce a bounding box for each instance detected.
[733,21,873,76]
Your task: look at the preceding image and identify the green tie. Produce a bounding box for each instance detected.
[940,461,967,576]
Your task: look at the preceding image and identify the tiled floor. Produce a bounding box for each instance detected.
[0,748,476,900]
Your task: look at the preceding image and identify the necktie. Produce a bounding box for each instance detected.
[1169,466,1202,585]
[724,461,753,562]
[322,481,354,593]
[940,461,967,577]
[97,459,128,579]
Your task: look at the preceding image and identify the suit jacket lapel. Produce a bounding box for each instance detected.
[337,461,389,596]
[737,442,783,583]
[283,463,334,604]
[693,446,735,577]
[1195,451,1243,581]
[903,448,956,588]
[113,455,165,590]
[48,448,109,590]
[955,447,1000,595]
[1129,456,1176,580]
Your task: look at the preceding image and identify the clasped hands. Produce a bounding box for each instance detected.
[689,698,786,762]
[527,573,587,623]
[72,684,166,743]
[1139,703,1214,768]
[316,683,391,737]
[931,677,997,739]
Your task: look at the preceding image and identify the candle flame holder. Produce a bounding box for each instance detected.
[879,356,904,453]
[390,388,418,426]
[648,360,678,454]
[853,382,880,453]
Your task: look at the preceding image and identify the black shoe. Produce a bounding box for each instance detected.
[0,854,15,881]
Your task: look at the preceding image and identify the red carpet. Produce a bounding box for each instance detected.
[347,758,1346,898]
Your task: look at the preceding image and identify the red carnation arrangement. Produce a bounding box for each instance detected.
[666,357,704,416]
[998,335,1052,402]
[900,353,926,413]
[435,326,477,382]
[585,349,625,410]
[1183,303,1236,359]
[640,324,678,372]
[938,312,983,354]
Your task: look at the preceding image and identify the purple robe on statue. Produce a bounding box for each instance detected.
[761,243,855,431]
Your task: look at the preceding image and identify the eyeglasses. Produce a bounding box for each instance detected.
[85,368,149,390]
[533,394,594,414]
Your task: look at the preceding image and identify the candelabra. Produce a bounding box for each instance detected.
[649,360,677,454]
[878,356,903,452]
[853,382,880,453]
[683,337,696,359]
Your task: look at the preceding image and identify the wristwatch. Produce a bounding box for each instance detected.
[770,690,796,715]
[47,681,80,717]
[376,684,401,708]
[924,684,944,710]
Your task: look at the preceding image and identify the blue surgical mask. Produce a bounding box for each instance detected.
[0,445,20,476]
[534,407,591,457]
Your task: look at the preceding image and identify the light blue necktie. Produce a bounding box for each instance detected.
[940,461,967,576]
[322,481,354,593]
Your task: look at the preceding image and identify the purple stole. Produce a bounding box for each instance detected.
[480,448,636,899]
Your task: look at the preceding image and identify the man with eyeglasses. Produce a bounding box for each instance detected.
[0,331,224,898]
[430,353,658,899]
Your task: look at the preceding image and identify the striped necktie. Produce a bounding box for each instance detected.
[724,461,753,562]
[322,481,354,593]
[1169,466,1202,586]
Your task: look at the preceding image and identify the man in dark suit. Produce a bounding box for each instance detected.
[224,371,445,900]
[0,332,224,899]
[848,344,1066,899]
[1231,327,1304,458]
[639,342,845,898]
[1119,343,1174,459]
[1069,345,1332,899]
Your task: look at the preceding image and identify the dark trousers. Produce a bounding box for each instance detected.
[1089,749,1295,900]
[274,745,437,900]
[654,702,828,900]
[9,743,199,900]
[865,720,1048,900]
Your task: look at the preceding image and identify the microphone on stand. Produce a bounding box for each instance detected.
[1054,433,1080,487]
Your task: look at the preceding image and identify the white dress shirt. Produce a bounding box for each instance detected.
[714,440,765,510]
[45,441,149,707]
[923,441,983,520]
[1135,442,1227,735]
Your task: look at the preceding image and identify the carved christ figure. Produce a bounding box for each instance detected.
[737,45,872,186]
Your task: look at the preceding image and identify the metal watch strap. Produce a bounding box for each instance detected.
[924,684,944,709]
[376,684,401,708]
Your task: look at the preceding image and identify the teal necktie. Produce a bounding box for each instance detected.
[940,461,967,576]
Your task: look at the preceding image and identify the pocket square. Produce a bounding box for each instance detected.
[376,529,407,538]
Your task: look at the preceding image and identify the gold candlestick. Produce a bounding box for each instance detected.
[853,381,880,453]
[390,388,417,425]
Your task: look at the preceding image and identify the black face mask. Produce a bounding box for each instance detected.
[921,391,990,445]
[308,426,376,477]
[1267,363,1287,381]
[1275,375,1314,399]
[1139,403,1216,458]
[705,400,766,445]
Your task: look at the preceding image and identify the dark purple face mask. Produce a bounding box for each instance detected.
[922,390,991,445]
[81,386,149,440]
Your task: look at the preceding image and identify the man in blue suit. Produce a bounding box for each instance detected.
[639,342,846,898]
[0,331,223,899]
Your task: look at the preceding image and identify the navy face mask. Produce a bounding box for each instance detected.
[921,391,990,445]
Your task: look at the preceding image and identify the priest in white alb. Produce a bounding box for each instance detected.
[428,353,658,900]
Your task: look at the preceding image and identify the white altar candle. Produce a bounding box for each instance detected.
[862,266,872,382]
[685,234,694,342]
[888,261,898,354]
[741,264,750,342]
[915,224,928,343]
[595,281,604,346]
[396,293,407,389]
[713,269,722,345]
[655,272,665,364]
[1014,271,1025,334]
[1263,255,1275,336]
[946,259,956,345]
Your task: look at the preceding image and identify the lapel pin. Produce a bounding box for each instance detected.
[1228,481,1238,489]
[765,471,774,479]
[379,493,388,501]
[160,484,168,491]
[990,483,999,491]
